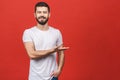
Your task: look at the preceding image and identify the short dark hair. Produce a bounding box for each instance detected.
[35,2,50,12]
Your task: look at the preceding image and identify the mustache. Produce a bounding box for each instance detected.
[38,16,46,19]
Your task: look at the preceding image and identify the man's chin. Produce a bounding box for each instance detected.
[36,18,49,25]
[38,22,46,25]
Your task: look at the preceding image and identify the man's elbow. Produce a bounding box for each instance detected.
[28,54,36,59]
[28,53,43,59]
[58,51,64,56]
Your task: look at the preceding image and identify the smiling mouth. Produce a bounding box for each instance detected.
[39,18,45,20]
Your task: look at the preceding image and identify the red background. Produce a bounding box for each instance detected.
[0,0,120,80]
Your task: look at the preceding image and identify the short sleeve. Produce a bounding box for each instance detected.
[22,29,33,42]
[56,30,63,46]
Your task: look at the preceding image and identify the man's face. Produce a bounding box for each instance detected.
[35,7,50,25]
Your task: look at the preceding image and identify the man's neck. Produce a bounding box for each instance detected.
[36,23,49,31]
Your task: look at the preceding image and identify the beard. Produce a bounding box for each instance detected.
[36,16,49,25]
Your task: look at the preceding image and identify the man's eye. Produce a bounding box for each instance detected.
[43,11,47,14]
[37,11,41,13]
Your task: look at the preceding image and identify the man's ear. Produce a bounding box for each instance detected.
[49,13,51,18]
[34,13,36,18]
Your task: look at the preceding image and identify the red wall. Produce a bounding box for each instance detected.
[0,0,120,80]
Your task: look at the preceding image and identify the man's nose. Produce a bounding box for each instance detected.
[40,12,44,16]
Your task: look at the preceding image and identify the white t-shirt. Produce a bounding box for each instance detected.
[22,26,63,80]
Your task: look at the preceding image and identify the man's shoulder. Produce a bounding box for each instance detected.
[49,26,60,32]
[24,26,36,32]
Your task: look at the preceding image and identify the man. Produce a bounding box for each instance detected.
[22,2,69,80]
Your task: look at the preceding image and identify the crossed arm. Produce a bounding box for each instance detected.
[23,42,69,77]
[23,42,69,59]
[23,42,56,59]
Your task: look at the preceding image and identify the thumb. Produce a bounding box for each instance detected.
[50,71,54,77]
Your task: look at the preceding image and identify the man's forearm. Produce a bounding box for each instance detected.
[58,51,65,71]
[28,48,56,59]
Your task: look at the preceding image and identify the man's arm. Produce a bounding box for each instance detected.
[23,42,57,59]
[51,44,69,77]
[57,48,65,75]
[58,45,65,72]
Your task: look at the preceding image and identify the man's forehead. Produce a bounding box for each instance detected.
[36,7,48,10]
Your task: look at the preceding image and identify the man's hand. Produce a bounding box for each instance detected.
[50,69,61,77]
[58,46,69,51]
[53,46,69,52]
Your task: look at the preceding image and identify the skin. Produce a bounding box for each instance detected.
[23,6,69,77]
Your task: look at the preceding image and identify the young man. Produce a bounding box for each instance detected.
[22,2,69,80]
